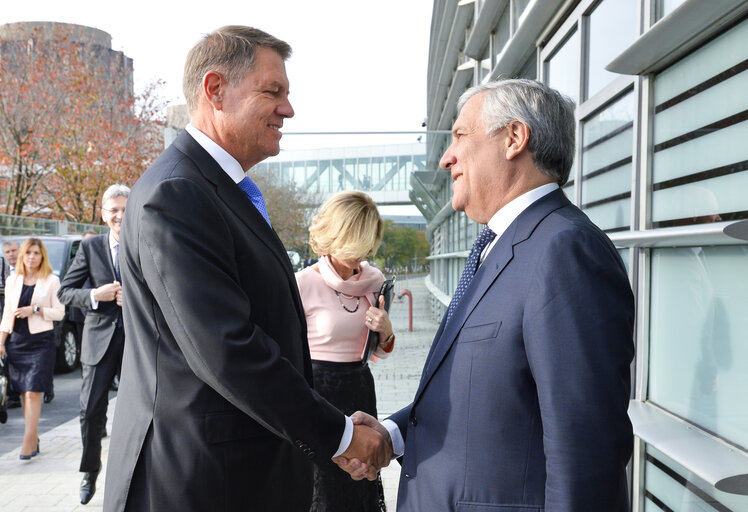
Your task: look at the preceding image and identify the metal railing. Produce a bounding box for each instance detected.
[0,213,106,236]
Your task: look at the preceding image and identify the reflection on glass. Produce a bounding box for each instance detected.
[644,444,748,510]
[649,246,748,448]
[547,28,579,102]
[587,0,637,99]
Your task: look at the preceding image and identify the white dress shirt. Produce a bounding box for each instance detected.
[185,124,354,458]
[89,231,121,309]
[383,182,559,457]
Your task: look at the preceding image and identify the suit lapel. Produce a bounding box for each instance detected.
[96,234,116,281]
[413,189,571,403]
[172,132,303,316]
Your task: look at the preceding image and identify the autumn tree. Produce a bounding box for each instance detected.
[375,220,430,272]
[249,169,321,253]
[0,23,165,222]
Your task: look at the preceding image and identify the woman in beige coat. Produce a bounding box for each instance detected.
[0,238,64,459]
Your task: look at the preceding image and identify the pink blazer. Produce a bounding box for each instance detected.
[0,273,65,334]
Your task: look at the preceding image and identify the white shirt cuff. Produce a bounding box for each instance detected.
[90,289,99,309]
[382,419,404,457]
[332,415,354,458]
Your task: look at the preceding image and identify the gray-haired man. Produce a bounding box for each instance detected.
[58,184,129,505]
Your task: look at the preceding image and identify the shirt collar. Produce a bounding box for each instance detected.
[486,182,559,241]
[109,231,119,250]
[185,124,246,184]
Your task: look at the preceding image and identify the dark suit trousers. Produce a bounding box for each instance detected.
[79,326,124,472]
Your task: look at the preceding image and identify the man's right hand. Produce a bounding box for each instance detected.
[333,412,393,481]
[93,281,122,302]
[334,422,392,481]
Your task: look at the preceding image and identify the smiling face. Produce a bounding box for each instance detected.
[215,46,294,169]
[101,196,127,241]
[439,93,515,224]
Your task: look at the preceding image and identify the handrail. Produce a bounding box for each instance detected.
[607,220,748,248]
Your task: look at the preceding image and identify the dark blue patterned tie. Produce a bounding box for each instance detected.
[238,176,271,227]
[446,226,496,322]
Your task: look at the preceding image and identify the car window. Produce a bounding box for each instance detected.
[43,241,66,276]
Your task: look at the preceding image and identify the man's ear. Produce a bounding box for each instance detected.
[505,120,530,161]
[202,70,225,111]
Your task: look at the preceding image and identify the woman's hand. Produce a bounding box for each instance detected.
[0,343,6,359]
[14,305,34,319]
[365,295,394,345]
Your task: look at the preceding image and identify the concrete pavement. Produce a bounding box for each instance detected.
[0,275,438,511]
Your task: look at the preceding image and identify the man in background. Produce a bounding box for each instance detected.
[58,184,128,505]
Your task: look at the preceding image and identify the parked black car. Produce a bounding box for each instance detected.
[1,235,85,373]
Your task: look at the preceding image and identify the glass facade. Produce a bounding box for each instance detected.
[586,0,637,99]
[421,0,748,507]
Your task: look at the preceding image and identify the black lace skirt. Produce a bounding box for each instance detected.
[310,360,386,512]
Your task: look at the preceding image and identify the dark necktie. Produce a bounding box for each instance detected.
[113,243,122,327]
[113,243,121,282]
[446,226,496,322]
[238,176,271,227]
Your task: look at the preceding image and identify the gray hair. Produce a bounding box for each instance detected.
[183,25,292,112]
[458,79,576,185]
[102,184,130,202]
[2,240,18,249]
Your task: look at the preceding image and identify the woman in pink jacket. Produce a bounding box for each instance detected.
[296,191,396,512]
[0,238,65,460]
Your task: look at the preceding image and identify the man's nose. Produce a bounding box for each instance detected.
[440,151,456,170]
[278,98,294,118]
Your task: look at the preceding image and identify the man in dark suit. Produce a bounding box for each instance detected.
[58,184,129,505]
[341,79,635,510]
[102,26,387,512]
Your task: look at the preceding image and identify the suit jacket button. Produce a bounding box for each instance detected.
[307,451,315,459]
[410,416,418,426]
[404,473,412,478]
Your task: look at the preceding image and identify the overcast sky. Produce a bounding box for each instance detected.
[4,0,433,150]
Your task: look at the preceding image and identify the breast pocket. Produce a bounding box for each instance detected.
[457,321,501,343]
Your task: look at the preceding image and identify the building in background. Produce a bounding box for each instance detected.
[416,0,748,509]
[0,21,133,100]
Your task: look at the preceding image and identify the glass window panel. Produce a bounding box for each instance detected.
[617,248,630,275]
[583,91,634,145]
[581,198,630,231]
[656,0,687,21]
[581,163,631,204]
[582,128,633,176]
[654,69,748,145]
[651,173,747,224]
[586,0,637,99]
[649,246,748,446]
[645,445,748,510]
[653,120,748,185]
[546,28,580,103]
[655,17,748,105]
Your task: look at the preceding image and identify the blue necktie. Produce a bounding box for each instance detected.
[446,226,496,322]
[238,176,271,227]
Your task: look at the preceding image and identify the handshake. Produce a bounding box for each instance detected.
[333,411,393,481]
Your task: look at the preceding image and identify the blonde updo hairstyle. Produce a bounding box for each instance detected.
[309,191,384,261]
